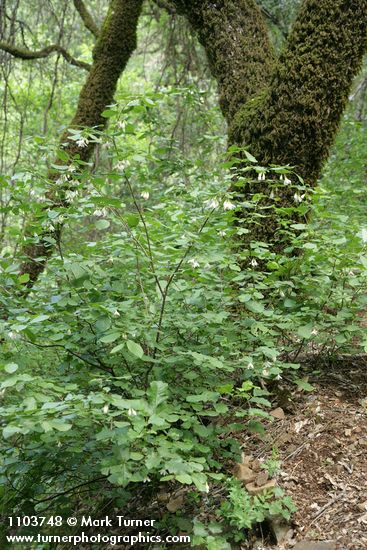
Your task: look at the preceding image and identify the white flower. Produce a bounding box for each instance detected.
[103,404,109,414]
[116,160,130,171]
[204,482,210,493]
[218,230,226,237]
[8,331,18,340]
[206,198,219,209]
[293,192,305,203]
[76,138,88,148]
[262,368,269,377]
[276,374,282,380]
[258,172,266,181]
[250,258,258,268]
[56,175,67,185]
[128,408,137,417]
[93,208,107,217]
[223,200,236,211]
[141,191,149,200]
[113,310,120,318]
[117,120,126,130]
[65,190,78,201]
[284,176,292,185]
[188,258,200,268]
[311,328,318,335]
[247,362,254,370]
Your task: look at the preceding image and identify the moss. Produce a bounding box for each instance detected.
[172,0,276,122]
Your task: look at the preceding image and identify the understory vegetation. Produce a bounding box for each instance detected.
[1,87,367,547]
[0,1,367,548]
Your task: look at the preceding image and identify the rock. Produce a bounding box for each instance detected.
[245,479,276,495]
[255,469,269,487]
[271,407,285,420]
[293,541,337,550]
[269,517,293,544]
[233,463,256,483]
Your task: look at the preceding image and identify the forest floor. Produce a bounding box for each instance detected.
[76,359,367,550]
[242,358,367,550]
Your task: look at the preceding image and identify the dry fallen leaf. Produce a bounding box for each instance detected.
[166,495,184,513]
[271,407,285,420]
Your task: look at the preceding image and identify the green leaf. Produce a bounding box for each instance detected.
[295,378,315,392]
[126,214,139,228]
[3,426,22,439]
[96,219,110,230]
[4,363,18,374]
[244,150,257,163]
[100,332,121,344]
[175,473,192,485]
[147,381,168,407]
[110,343,125,354]
[18,273,30,284]
[297,324,313,339]
[126,340,144,358]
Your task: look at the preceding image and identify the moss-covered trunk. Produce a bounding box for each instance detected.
[172,0,276,122]
[20,0,144,285]
[178,0,367,249]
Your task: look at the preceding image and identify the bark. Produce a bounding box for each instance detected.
[19,0,144,285]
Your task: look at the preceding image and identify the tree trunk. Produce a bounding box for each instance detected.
[176,0,367,248]
[20,0,144,285]
[173,0,276,122]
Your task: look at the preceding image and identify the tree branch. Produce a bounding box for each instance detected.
[73,0,100,38]
[0,41,91,70]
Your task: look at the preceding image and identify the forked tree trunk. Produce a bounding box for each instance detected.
[20,0,144,285]
[174,0,367,248]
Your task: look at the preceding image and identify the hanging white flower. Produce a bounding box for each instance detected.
[258,172,266,181]
[188,258,200,268]
[116,160,130,171]
[250,258,258,267]
[205,198,219,209]
[76,138,88,148]
[284,176,292,185]
[141,191,149,200]
[223,200,236,211]
[128,408,137,417]
[293,192,305,203]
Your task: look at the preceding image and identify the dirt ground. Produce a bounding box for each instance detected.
[241,358,367,550]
